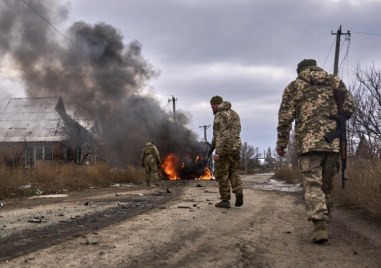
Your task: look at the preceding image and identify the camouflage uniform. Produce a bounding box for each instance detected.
[212,101,243,203]
[141,142,161,186]
[277,62,356,222]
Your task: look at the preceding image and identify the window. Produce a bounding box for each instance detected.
[32,147,53,161]
[35,147,43,160]
[44,147,53,160]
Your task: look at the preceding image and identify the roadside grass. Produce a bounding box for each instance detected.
[273,166,302,184]
[0,163,145,198]
[273,158,381,219]
[333,158,381,219]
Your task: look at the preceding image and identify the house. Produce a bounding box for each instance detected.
[0,97,98,167]
[355,135,373,159]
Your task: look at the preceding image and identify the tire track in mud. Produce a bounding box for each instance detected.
[0,188,182,262]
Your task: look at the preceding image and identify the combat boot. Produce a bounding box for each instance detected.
[215,200,231,209]
[312,220,328,244]
[235,192,243,207]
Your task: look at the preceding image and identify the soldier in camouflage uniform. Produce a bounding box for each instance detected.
[141,141,162,186]
[276,59,356,243]
[210,96,243,209]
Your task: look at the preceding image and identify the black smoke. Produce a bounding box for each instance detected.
[0,0,203,166]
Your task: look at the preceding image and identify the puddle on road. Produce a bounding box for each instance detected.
[252,179,302,193]
[244,174,302,193]
[28,194,69,199]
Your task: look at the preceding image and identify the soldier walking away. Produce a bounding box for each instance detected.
[276,59,356,243]
[210,96,243,209]
[141,141,162,186]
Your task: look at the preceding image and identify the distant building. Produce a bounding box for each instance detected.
[355,135,372,158]
[257,158,266,166]
[0,97,98,167]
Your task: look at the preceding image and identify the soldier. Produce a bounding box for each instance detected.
[276,59,356,243]
[210,96,243,209]
[141,141,162,186]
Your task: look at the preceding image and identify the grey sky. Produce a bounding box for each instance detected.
[2,0,381,156]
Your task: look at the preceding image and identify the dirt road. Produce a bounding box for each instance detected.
[0,174,380,268]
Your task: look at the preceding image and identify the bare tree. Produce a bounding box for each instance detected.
[265,146,275,171]
[350,63,381,157]
[240,142,257,174]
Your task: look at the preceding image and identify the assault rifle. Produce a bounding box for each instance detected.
[324,86,348,189]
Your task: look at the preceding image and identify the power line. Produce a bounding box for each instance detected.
[322,37,336,69]
[352,30,381,38]
[21,0,86,55]
[339,38,351,72]
[23,0,172,101]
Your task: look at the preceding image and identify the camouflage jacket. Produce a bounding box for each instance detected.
[212,101,241,155]
[140,142,161,166]
[277,66,356,156]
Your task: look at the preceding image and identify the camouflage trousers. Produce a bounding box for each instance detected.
[298,152,339,221]
[144,155,161,186]
[214,151,243,201]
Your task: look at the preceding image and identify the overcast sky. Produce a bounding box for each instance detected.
[2,0,381,157]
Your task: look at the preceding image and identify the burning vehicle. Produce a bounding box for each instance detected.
[161,141,214,181]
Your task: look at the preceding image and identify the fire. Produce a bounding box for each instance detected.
[197,167,213,180]
[161,152,214,181]
[161,153,180,180]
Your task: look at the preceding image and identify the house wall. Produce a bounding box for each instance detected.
[0,142,69,167]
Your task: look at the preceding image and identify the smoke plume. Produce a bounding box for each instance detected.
[0,0,203,166]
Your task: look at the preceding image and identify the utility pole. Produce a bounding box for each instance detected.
[198,125,211,142]
[331,25,351,76]
[168,95,178,122]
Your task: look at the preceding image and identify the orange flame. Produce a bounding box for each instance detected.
[162,152,213,181]
[161,153,180,180]
[197,167,213,180]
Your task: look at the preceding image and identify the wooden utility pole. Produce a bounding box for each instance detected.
[198,125,211,142]
[168,95,178,122]
[331,25,351,75]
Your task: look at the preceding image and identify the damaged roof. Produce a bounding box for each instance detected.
[0,97,71,142]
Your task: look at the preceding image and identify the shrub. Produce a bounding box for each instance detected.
[273,166,302,184]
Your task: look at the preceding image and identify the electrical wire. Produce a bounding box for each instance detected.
[339,38,351,76]
[21,0,86,55]
[352,30,381,38]
[322,37,336,69]
[22,0,173,101]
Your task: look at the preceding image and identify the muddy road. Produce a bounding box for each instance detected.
[0,174,380,268]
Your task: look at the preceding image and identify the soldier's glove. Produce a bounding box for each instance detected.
[276,147,286,157]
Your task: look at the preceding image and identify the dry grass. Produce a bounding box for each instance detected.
[0,163,146,198]
[273,166,303,184]
[273,158,381,219]
[333,158,381,218]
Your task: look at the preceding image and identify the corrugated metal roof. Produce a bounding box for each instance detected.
[0,97,70,142]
